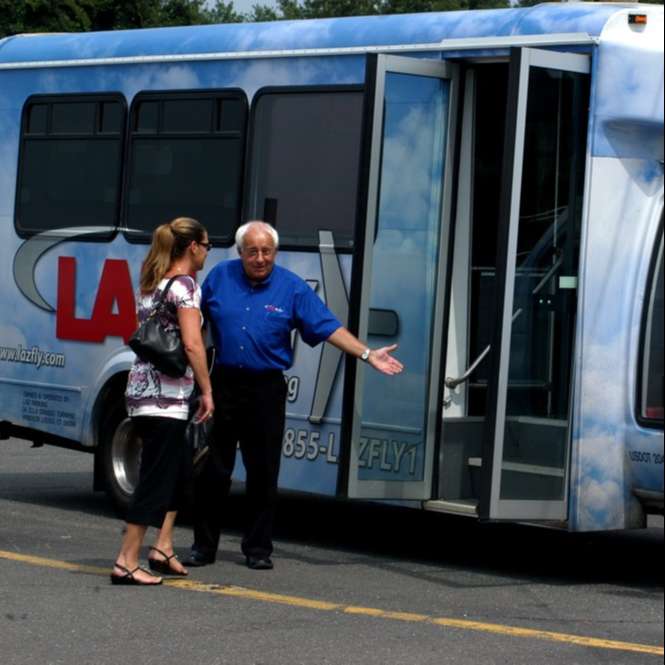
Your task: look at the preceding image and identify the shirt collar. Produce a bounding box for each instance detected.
[237,260,276,289]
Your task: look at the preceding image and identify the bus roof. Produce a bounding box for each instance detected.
[0,3,659,65]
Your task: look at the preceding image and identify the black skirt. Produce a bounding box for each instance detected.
[126,416,190,528]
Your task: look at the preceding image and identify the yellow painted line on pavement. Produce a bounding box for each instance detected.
[1,549,662,657]
[0,550,108,576]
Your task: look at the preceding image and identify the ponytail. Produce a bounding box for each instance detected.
[139,217,206,293]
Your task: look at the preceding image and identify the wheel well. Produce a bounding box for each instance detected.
[92,372,128,491]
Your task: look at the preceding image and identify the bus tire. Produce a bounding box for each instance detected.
[99,400,141,516]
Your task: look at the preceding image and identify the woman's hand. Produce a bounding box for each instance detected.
[195,392,215,423]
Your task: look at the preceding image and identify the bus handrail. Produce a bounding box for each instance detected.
[445,254,565,391]
[445,308,523,390]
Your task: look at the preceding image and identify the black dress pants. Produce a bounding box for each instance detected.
[192,366,287,560]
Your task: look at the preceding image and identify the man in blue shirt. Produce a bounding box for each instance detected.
[186,221,402,570]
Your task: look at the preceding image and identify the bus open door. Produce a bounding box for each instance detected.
[342,49,591,526]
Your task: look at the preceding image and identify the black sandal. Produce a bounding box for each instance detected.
[110,563,162,586]
[148,547,188,576]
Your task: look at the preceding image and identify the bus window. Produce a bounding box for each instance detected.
[640,230,664,424]
[125,91,247,243]
[51,102,96,134]
[16,95,126,235]
[247,88,364,250]
[26,104,48,135]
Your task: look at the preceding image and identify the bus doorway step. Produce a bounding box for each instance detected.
[423,499,478,517]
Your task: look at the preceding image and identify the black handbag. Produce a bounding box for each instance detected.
[185,350,215,478]
[128,276,188,378]
[185,389,214,477]
[186,411,212,478]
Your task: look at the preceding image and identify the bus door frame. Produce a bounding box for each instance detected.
[479,47,591,522]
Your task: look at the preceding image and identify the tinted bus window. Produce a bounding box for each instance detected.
[100,102,123,134]
[126,92,247,243]
[641,232,664,424]
[51,102,96,134]
[248,90,364,250]
[26,104,48,135]
[16,96,125,235]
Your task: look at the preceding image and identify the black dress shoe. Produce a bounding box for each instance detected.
[183,551,215,567]
[246,556,274,570]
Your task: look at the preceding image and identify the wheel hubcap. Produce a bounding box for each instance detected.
[111,418,142,496]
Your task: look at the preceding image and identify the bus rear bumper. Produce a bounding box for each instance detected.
[634,489,664,515]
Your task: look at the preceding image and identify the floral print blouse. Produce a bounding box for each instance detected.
[125,276,201,421]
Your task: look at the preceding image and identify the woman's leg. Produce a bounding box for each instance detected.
[149,511,188,575]
[111,415,178,584]
[148,414,191,575]
[112,523,162,584]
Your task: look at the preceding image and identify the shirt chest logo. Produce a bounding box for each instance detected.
[264,304,285,314]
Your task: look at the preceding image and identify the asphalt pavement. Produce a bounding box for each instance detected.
[0,436,663,665]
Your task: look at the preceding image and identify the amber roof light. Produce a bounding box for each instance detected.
[628,14,648,26]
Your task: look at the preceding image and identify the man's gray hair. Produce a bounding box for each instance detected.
[235,221,280,251]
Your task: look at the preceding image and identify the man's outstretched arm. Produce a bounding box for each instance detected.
[326,328,404,376]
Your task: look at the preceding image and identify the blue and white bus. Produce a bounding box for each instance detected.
[0,3,662,532]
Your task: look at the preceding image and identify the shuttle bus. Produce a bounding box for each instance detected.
[0,3,662,532]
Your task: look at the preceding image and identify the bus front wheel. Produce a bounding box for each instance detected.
[100,403,141,516]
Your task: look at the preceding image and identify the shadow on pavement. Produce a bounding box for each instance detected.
[230,493,665,592]
[1,463,662,593]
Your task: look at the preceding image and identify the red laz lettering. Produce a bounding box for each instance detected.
[56,257,136,343]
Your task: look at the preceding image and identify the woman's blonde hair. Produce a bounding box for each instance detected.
[139,217,206,293]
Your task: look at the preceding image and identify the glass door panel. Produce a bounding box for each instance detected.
[348,55,459,500]
[484,49,590,520]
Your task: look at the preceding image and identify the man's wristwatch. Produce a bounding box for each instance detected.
[360,348,371,363]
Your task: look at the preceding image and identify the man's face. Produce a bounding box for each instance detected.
[240,228,277,282]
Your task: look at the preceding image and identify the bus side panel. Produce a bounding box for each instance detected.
[275,251,353,496]
[569,14,664,532]
[0,71,91,443]
[1,55,365,497]
[570,157,663,532]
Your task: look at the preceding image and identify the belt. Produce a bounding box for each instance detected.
[214,365,284,381]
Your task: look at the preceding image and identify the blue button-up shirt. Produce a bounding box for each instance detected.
[201,259,342,372]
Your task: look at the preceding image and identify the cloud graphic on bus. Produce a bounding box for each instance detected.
[0,323,27,348]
